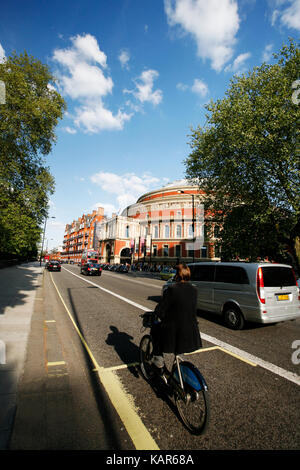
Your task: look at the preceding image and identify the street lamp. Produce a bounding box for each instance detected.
[40,216,56,266]
[178,190,195,263]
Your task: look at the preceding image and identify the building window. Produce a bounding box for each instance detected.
[201,246,208,258]
[152,245,157,257]
[165,225,170,238]
[188,224,193,238]
[214,225,220,238]
[188,248,194,257]
[163,245,169,257]
[125,225,129,238]
[176,224,182,238]
[154,225,159,238]
[175,245,181,258]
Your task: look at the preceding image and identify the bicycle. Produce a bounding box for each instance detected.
[139,312,209,435]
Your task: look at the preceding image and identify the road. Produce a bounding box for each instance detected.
[45,264,300,450]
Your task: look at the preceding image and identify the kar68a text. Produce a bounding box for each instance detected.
[150,454,194,465]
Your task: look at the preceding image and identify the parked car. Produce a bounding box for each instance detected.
[163,262,300,330]
[47,261,61,272]
[114,264,128,273]
[80,262,102,276]
[160,267,176,280]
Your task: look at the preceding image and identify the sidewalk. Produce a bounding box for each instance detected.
[0,262,43,449]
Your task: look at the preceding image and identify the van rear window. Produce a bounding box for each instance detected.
[215,266,249,284]
[262,267,296,287]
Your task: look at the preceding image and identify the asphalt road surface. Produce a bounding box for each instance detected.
[45,264,300,450]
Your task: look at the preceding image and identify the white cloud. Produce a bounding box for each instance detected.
[53,34,132,133]
[90,171,166,212]
[177,78,209,97]
[270,0,300,30]
[63,126,77,134]
[0,43,6,63]
[225,52,251,74]
[262,43,274,62]
[119,49,130,69]
[280,0,300,30]
[176,82,189,91]
[125,69,163,106]
[164,0,240,71]
[191,79,209,97]
[74,103,132,133]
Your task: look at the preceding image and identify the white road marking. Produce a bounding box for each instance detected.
[103,270,162,289]
[63,267,149,311]
[63,267,300,386]
[201,333,300,386]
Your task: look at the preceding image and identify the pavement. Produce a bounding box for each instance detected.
[0,262,44,449]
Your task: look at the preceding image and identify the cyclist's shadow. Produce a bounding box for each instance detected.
[105,325,140,378]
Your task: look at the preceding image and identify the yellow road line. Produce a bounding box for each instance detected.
[47,361,66,366]
[49,272,159,451]
[184,346,219,355]
[217,347,257,367]
[96,362,139,372]
[185,345,257,367]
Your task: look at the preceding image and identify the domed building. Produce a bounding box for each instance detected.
[97,180,220,266]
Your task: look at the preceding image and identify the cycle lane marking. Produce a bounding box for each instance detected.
[62,267,300,386]
[50,271,159,451]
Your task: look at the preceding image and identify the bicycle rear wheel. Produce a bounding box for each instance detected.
[172,361,209,435]
[139,335,154,380]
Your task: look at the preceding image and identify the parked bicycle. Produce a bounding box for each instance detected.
[139,312,209,435]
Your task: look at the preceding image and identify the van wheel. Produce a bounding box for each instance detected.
[224,306,244,330]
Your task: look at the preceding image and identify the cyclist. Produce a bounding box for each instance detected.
[151,263,202,374]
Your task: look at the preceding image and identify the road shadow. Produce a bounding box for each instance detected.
[106,326,140,378]
[197,309,278,331]
[66,287,125,449]
[147,295,161,303]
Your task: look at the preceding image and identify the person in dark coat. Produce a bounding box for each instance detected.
[151,264,202,370]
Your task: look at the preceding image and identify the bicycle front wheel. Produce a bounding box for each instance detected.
[139,335,154,381]
[172,361,209,435]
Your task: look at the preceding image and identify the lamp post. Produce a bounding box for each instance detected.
[178,190,195,263]
[40,216,56,266]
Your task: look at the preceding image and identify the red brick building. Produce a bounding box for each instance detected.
[61,207,104,263]
[97,180,220,266]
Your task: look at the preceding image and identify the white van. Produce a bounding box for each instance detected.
[164,262,300,329]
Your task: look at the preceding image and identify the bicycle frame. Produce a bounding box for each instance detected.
[175,355,184,389]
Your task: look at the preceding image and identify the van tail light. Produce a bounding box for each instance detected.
[257,267,265,304]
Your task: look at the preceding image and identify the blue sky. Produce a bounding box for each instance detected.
[1,0,299,251]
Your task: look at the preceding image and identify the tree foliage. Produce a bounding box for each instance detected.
[185,39,300,270]
[0,51,66,258]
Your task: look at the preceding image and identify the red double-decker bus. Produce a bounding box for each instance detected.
[81,249,99,267]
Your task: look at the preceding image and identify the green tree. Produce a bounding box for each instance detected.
[0,51,66,258]
[185,39,300,271]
